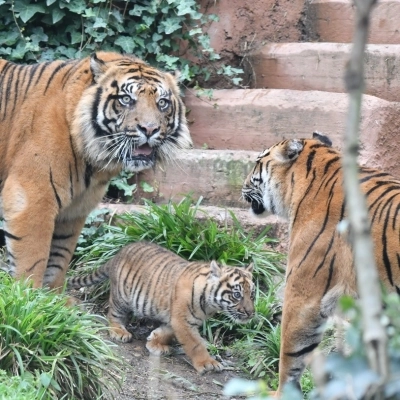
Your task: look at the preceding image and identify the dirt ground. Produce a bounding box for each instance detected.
[110,320,248,400]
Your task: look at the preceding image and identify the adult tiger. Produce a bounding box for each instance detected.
[68,241,255,373]
[0,52,192,291]
[242,132,400,396]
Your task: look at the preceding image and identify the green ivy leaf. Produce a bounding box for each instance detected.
[52,8,65,24]
[46,0,57,5]
[14,1,46,23]
[0,30,20,46]
[10,43,28,60]
[69,31,83,45]
[114,36,135,54]
[93,17,107,29]
[140,181,154,193]
[64,0,86,14]
[159,18,181,35]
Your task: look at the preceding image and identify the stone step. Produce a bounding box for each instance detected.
[137,149,258,208]
[247,43,400,102]
[184,88,400,178]
[306,0,400,44]
[99,202,289,249]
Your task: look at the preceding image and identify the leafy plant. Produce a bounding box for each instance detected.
[107,170,137,201]
[0,271,123,400]
[0,369,50,400]
[0,0,242,85]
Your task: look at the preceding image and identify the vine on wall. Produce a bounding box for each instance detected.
[0,0,242,85]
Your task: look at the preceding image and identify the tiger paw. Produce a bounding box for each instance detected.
[193,357,224,374]
[146,331,172,355]
[109,326,132,343]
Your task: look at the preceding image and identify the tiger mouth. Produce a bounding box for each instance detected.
[126,144,156,161]
[251,200,265,215]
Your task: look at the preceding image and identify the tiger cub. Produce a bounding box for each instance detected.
[68,241,255,373]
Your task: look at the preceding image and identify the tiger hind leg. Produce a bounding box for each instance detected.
[107,298,132,343]
[275,285,342,396]
[146,325,175,355]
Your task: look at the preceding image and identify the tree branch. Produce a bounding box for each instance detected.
[342,0,388,389]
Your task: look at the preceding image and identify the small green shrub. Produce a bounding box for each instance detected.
[0,369,49,400]
[0,271,123,400]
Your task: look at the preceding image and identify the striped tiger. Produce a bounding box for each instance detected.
[242,132,400,395]
[0,52,192,291]
[68,241,255,373]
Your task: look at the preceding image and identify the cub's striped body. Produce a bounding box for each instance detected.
[242,132,400,395]
[0,52,192,290]
[68,241,255,373]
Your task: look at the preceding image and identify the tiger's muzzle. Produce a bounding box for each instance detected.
[242,188,266,215]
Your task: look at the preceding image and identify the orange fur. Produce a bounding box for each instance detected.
[242,132,400,395]
[68,241,255,373]
[0,53,192,290]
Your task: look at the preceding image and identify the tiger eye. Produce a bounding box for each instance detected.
[120,95,131,105]
[158,99,168,108]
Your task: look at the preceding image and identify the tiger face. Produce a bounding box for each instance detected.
[74,52,193,172]
[242,139,305,218]
[211,261,255,323]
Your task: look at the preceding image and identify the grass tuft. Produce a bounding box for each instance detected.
[0,271,123,400]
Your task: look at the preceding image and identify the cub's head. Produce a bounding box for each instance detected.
[75,52,193,172]
[209,261,255,323]
[242,132,332,218]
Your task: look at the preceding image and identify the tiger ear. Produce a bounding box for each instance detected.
[210,260,221,279]
[90,53,107,83]
[275,139,303,162]
[313,131,332,147]
[244,262,254,275]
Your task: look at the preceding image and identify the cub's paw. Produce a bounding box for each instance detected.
[194,357,224,374]
[109,326,133,343]
[146,331,172,355]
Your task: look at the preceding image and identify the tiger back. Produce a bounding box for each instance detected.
[0,52,192,291]
[68,241,255,373]
[242,132,400,395]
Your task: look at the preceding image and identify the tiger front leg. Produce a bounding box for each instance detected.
[274,291,329,397]
[43,217,87,291]
[2,178,57,288]
[171,318,223,373]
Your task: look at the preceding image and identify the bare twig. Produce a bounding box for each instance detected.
[342,0,388,391]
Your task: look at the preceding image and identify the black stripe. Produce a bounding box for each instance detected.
[306,150,316,178]
[322,254,335,295]
[286,342,319,358]
[297,178,336,269]
[43,61,69,94]
[23,63,40,99]
[359,172,390,184]
[27,258,46,272]
[49,168,62,209]
[382,202,394,285]
[3,230,22,241]
[313,236,334,277]
[69,134,79,182]
[84,163,93,188]
[53,233,74,240]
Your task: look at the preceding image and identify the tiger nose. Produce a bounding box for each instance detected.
[137,123,160,137]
